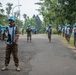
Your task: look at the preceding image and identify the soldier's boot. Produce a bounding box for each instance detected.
[16,66,20,71]
[2,66,8,71]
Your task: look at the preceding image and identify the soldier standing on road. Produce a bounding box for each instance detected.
[72,23,76,48]
[64,24,67,40]
[2,16,20,71]
[26,24,32,43]
[66,24,71,43]
[47,24,52,42]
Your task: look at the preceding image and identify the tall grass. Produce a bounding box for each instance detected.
[70,36,74,46]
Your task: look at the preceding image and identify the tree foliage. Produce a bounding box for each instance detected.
[23,14,42,33]
[36,0,76,28]
[6,3,13,16]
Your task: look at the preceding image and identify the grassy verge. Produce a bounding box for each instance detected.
[51,34,74,47]
[60,35,76,50]
[69,36,74,46]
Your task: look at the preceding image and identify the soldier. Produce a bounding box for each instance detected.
[58,25,61,35]
[66,24,71,43]
[26,24,32,43]
[2,16,20,71]
[72,23,76,48]
[47,24,52,42]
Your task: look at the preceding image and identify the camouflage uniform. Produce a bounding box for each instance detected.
[26,27,32,42]
[47,27,52,41]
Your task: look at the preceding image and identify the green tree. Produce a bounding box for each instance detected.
[0,2,7,25]
[6,3,13,16]
[36,0,76,28]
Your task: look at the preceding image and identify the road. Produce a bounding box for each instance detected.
[0,34,76,75]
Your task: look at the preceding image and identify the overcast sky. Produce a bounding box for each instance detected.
[0,0,43,20]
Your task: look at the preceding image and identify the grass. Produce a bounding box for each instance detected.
[69,36,74,46]
[67,36,76,52]
[52,34,75,48]
[50,33,76,51]
[59,35,75,50]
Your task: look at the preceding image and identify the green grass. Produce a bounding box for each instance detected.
[69,36,74,46]
[53,34,74,47]
[61,35,74,48]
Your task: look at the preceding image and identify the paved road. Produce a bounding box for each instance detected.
[0,34,76,75]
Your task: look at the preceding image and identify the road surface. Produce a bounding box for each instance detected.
[0,34,76,75]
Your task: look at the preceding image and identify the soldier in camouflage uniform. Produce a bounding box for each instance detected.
[2,16,20,71]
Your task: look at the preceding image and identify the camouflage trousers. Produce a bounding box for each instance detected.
[48,33,51,41]
[5,43,19,67]
[74,36,76,46]
[27,34,31,41]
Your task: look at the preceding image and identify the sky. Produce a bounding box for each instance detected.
[0,0,43,20]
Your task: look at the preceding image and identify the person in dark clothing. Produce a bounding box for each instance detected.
[26,24,32,43]
[47,24,52,42]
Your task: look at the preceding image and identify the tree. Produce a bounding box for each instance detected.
[36,0,76,28]
[0,2,7,25]
[6,3,13,16]
[0,2,4,14]
[32,15,42,33]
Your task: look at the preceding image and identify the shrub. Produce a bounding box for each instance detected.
[52,28,57,34]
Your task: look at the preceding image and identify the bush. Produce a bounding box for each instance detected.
[52,28,57,34]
